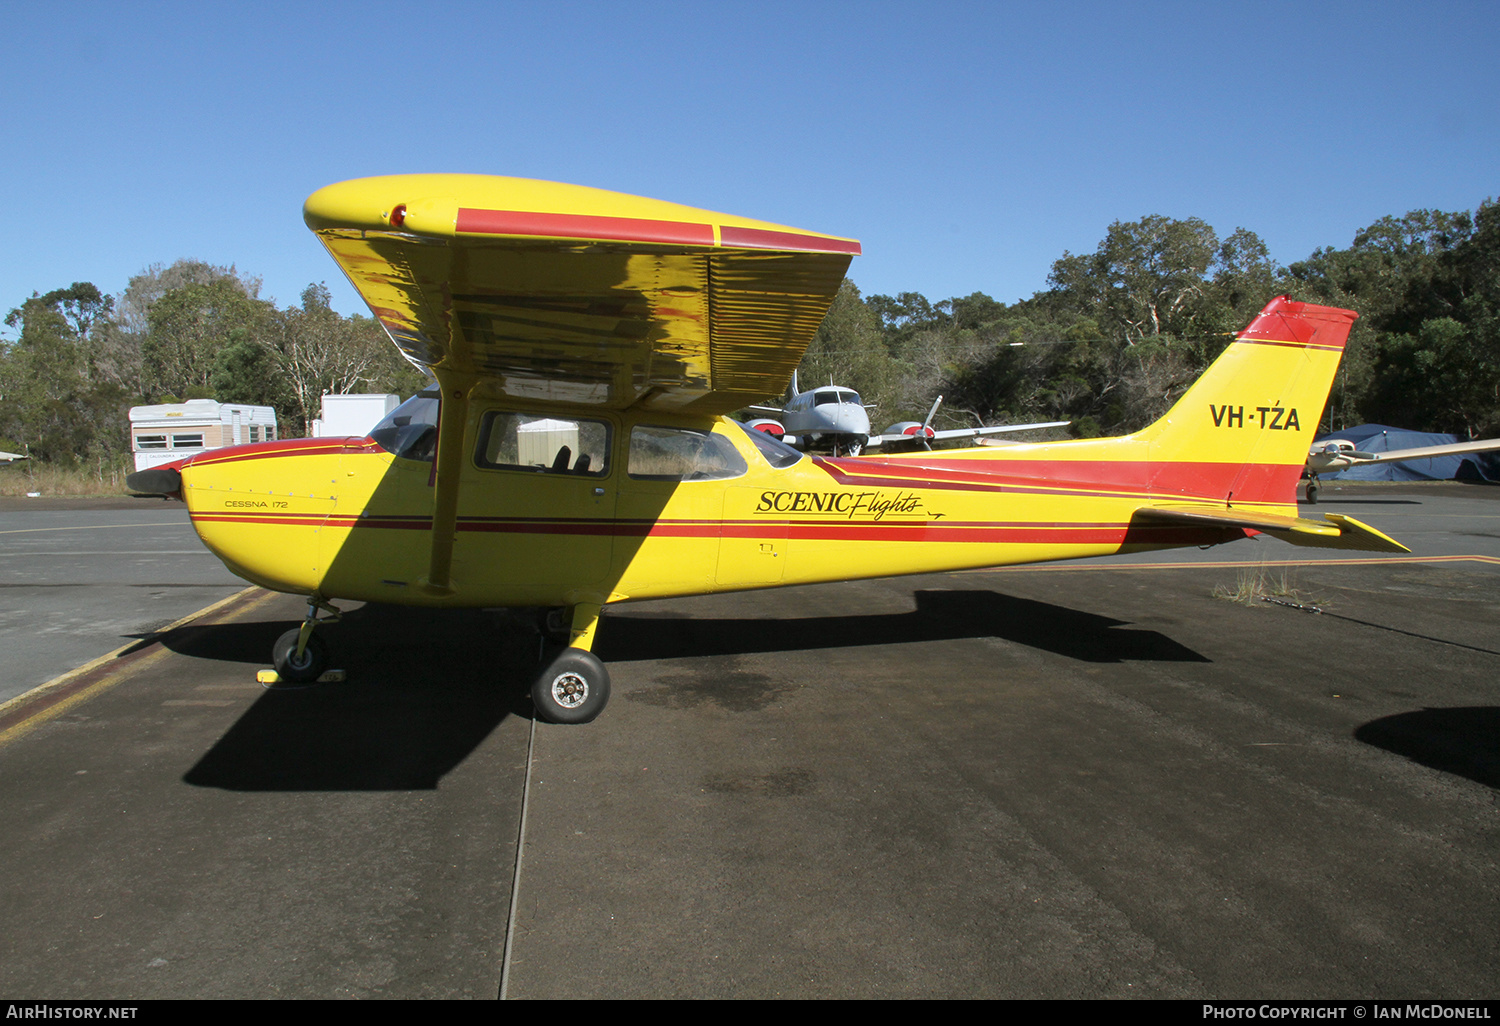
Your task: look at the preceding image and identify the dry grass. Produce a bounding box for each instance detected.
[0,459,135,497]
[1213,566,1314,608]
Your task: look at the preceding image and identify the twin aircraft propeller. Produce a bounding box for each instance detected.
[128,174,1410,725]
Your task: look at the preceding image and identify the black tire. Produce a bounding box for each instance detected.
[1306,480,1319,504]
[531,648,610,724]
[273,628,329,684]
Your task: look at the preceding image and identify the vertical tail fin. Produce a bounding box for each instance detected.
[1138,297,1356,506]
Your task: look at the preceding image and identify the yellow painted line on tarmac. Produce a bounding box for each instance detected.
[968,554,1500,573]
[0,587,279,749]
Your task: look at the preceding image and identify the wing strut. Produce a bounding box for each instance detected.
[421,374,475,595]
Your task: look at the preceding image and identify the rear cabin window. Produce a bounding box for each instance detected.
[476,411,610,476]
[627,426,747,481]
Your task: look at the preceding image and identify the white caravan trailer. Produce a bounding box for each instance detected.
[129,400,279,471]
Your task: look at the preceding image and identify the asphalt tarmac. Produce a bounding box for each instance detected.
[0,497,245,704]
[1,484,1497,999]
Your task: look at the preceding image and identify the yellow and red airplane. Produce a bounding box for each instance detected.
[127,174,1407,724]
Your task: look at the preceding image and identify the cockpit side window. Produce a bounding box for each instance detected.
[369,391,440,462]
[736,421,804,469]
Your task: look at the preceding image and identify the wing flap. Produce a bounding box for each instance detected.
[1136,505,1409,553]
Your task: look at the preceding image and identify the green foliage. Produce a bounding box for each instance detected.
[8,191,1498,469]
[143,276,270,401]
[797,279,903,414]
[0,287,132,463]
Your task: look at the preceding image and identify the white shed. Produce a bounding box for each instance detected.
[311,394,400,438]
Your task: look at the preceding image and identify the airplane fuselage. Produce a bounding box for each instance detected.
[179,401,1262,614]
[779,385,871,451]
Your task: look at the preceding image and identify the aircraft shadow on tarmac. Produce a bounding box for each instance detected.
[1356,706,1500,789]
[172,590,1204,792]
[598,589,1208,664]
[175,605,536,792]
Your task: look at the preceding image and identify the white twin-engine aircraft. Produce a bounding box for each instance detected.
[748,372,1067,456]
[1303,435,1500,501]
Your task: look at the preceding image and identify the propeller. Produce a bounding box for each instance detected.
[126,467,183,499]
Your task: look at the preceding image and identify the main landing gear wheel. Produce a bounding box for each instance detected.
[273,629,329,683]
[531,648,611,724]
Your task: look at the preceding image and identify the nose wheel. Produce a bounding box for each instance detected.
[271,598,340,683]
[273,629,329,683]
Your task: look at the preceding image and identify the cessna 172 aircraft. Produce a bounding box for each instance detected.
[747,375,1068,455]
[127,174,1407,725]
[1303,436,1500,501]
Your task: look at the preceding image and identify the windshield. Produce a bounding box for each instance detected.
[736,421,803,469]
[368,390,440,462]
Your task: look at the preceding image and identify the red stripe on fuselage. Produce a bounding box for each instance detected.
[186,436,380,468]
[190,511,1240,549]
[815,457,1301,505]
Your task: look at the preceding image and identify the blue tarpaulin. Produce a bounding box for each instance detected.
[1316,424,1500,481]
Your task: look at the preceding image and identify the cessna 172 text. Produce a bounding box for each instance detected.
[127,174,1407,724]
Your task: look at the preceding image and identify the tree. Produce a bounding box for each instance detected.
[794,279,902,415]
[0,286,130,463]
[1047,215,1221,344]
[1284,205,1491,432]
[269,283,414,434]
[143,277,271,401]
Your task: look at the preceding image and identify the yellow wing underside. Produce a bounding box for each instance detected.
[304,174,859,415]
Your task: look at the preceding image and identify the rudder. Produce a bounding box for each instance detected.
[1138,296,1356,507]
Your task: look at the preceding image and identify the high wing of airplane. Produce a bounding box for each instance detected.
[0,450,27,464]
[127,174,1407,725]
[748,379,1067,455]
[1304,436,1500,501]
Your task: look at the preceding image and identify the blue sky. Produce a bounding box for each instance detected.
[3,0,1496,328]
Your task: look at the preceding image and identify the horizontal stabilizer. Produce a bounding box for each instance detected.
[1135,505,1409,553]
